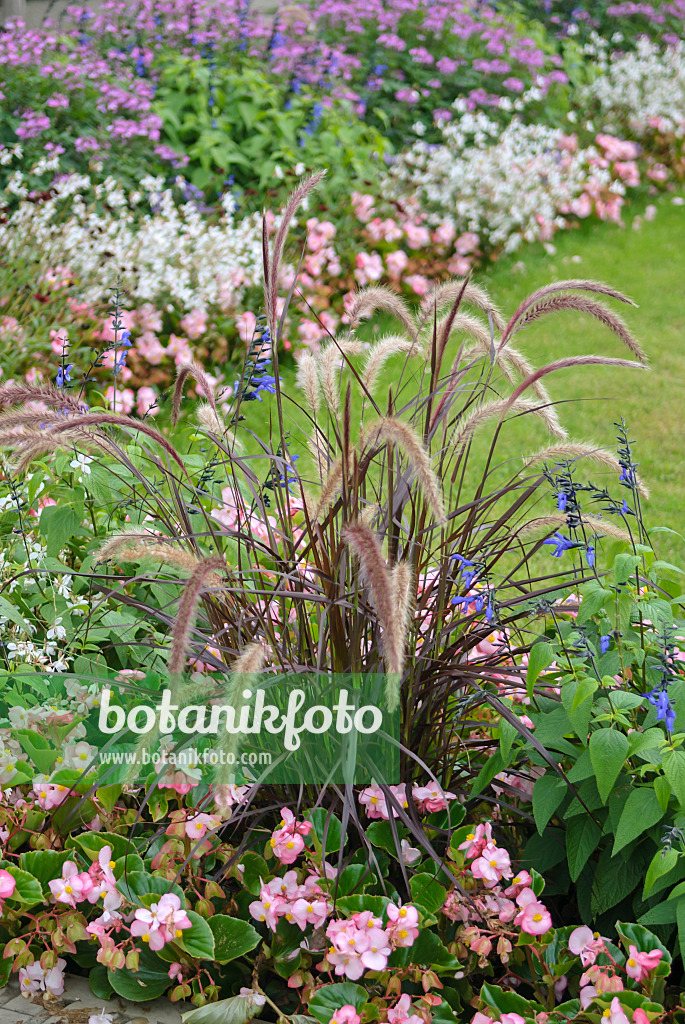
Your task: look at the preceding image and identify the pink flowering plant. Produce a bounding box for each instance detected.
[0,176,683,1018]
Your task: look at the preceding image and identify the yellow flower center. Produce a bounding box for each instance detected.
[628,958,636,967]
[398,929,408,939]
[532,913,543,922]
[399,908,407,918]
[286,841,295,849]
[65,886,72,894]
[175,929,183,938]
[466,833,475,840]
[142,934,150,943]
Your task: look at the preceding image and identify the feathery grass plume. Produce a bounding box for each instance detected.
[0,407,187,472]
[449,397,566,451]
[296,351,321,416]
[349,286,417,340]
[0,381,88,414]
[172,361,220,425]
[343,521,409,701]
[505,355,646,413]
[196,402,226,435]
[501,295,648,362]
[39,412,187,470]
[502,279,636,345]
[362,417,447,526]
[515,514,632,543]
[265,170,326,334]
[168,556,228,676]
[385,562,415,711]
[306,454,345,523]
[523,442,650,499]
[495,346,565,439]
[213,641,269,782]
[95,529,203,572]
[316,337,365,416]
[417,280,505,334]
[363,335,418,393]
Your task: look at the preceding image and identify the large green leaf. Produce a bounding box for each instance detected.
[39,504,81,557]
[116,872,185,906]
[480,983,535,1017]
[643,848,678,899]
[176,910,215,960]
[309,983,368,1024]
[566,815,602,882]
[532,774,567,835]
[182,995,257,1024]
[107,948,170,1002]
[589,729,628,803]
[207,916,261,964]
[20,849,73,889]
[0,863,43,908]
[410,873,448,916]
[307,808,344,854]
[612,787,664,855]
[663,749,685,806]
[616,921,672,965]
[526,642,555,698]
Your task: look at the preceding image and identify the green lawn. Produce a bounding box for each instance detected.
[479,194,685,559]
[238,193,685,562]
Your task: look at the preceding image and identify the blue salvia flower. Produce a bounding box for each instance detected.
[119,330,132,347]
[600,634,612,654]
[644,687,676,732]
[543,532,577,558]
[586,545,595,567]
[56,364,74,387]
[450,553,480,589]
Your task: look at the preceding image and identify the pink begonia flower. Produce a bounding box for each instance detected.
[351,192,375,223]
[354,251,383,286]
[33,781,70,811]
[386,903,419,947]
[412,781,456,813]
[180,308,208,339]
[359,784,388,819]
[329,1006,360,1024]
[385,249,409,279]
[19,958,66,997]
[86,889,123,933]
[83,845,118,903]
[471,1015,495,1024]
[501,1015,526,1024]
[633,1010,651,1024]
[290,897,330,930]
[136,386,158,417]
[625,944,663,983]
[105,386,135,414]
[581,965,623,995]
[471,843,513,887]
[387,994,423,1024]
[514,887,552,935]
[166,334,193,367]
[458,822,494,859]
[400,839,421,865]
[184,812,222,841]
[136,304,162,332]
[136,331,167,365]
[404,274,430,297]
[446,254,471,276]
[130,893,191,951]
[455,231,480,255]
[605,997,630,1024]
[403,222,431,249]
[432,221,456,247]
[568,925,606,966]
[214,783,250,814]
[0,869,16,900]
[49,861,88,908]
[503,870,533,896]
[249,884,286,930]
[270,808,311,865]
[360,926,391,970]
